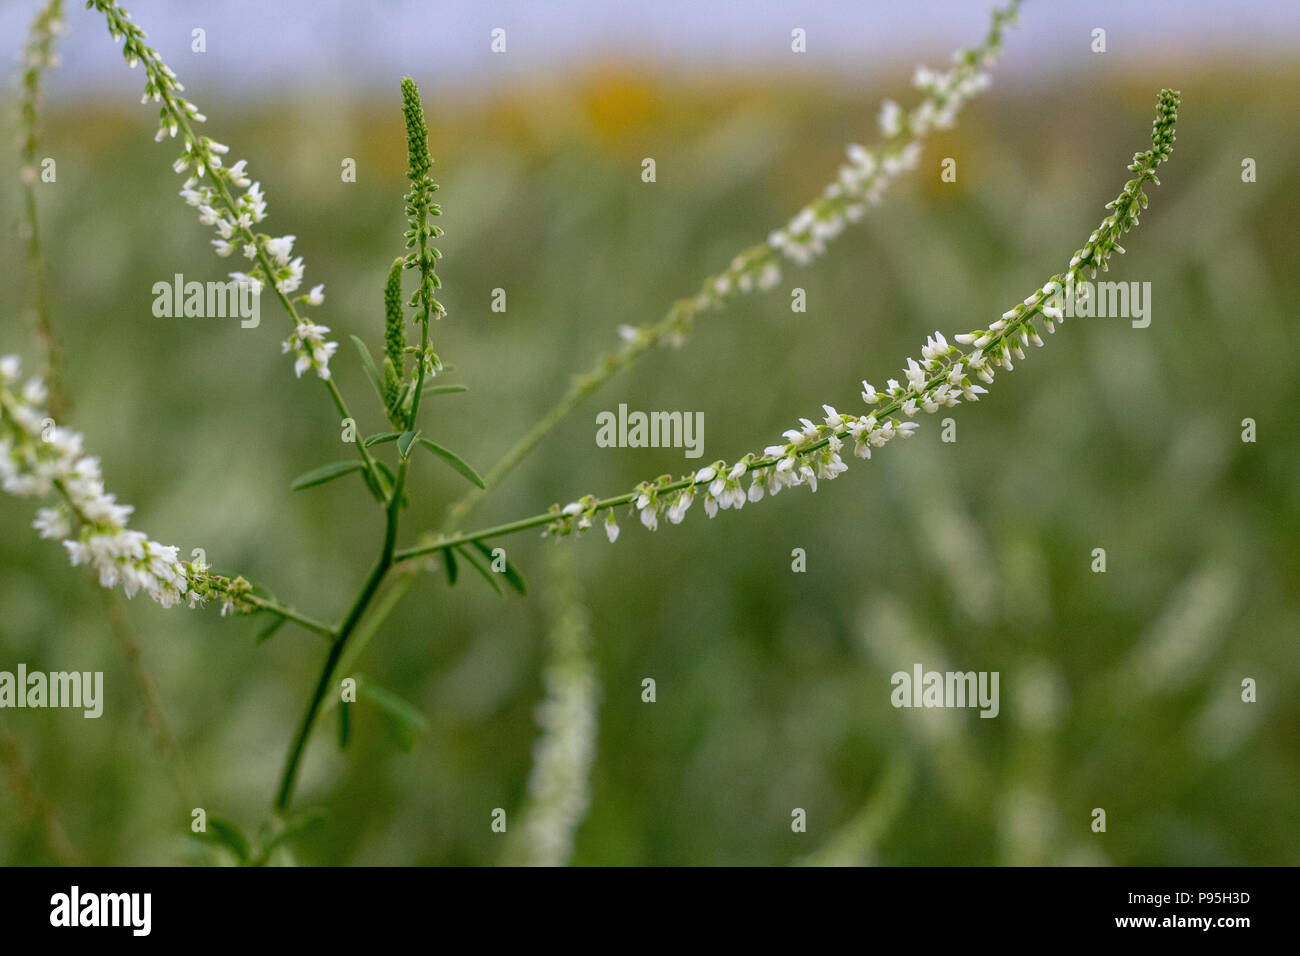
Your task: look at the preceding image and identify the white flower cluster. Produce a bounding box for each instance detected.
[551,328,998,543]
[504,551,598,867]
[569,0,1022,402]
[94,0,332,379]
[18,1,66,185]
[0,356,244,613]
[716,0,1019,294]
[19,2,63,71]
[281,322,339,380]
[553,85,1183,550]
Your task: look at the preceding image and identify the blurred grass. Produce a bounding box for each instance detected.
[1,60,1298,865]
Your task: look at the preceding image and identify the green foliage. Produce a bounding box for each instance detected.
[290,460,365,491]
[416,438,485,488]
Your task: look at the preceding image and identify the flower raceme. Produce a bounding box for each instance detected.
[0,356,249,613]
[441,0,1024,530]
[611,1,1022,354]
[88,0,331,379]
[545,90,1181,546]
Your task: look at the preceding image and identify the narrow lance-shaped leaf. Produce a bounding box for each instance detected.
[290,460,365,491]
[417,438,485,489]
[456,544,503,596]
[257,809,327,862]
[471,540,526,595]
[349,335,387,406]
[201,817,251,863]
[374,461,406,508]
[255,615,286,644]
[359,677,430,752]
[337,700,351,749]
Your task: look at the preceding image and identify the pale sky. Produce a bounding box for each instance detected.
[9,0,1299,102]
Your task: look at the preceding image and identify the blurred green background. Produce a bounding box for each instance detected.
[1,2,1298,865]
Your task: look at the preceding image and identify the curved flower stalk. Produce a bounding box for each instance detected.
[18,0,67,416]
[89,0,386,515]
[441,0,1023,528]
[0,355,247,612]
[89,0,330,379]
[396,89,1179,563]
[502,546,599,867]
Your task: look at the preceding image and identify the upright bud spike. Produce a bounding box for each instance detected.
[400,76,431,182]
[382,258,405,415]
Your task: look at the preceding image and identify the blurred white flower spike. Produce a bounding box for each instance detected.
[0,356,249,613]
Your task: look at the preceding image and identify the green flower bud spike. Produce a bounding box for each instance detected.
[382,258,405,421]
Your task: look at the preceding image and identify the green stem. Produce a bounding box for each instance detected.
[273,456,409,812]
[396,367,950,565]
[244,595,334,639]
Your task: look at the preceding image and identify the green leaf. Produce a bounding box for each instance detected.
[349,335,387,405]
[455,545,502,597]
[203,816,251,863]
[397,429,422,460]
[337,701,351,749]
[359,678,430,752]
[363,432,401,447]
[417,439,486,489]
[291,460,365,491]
[255,615,286,644]
[470,540,526,595]
[441,548,458,586]
[259,809,327,861]
[423,383,468,397]
[360,465,387,502]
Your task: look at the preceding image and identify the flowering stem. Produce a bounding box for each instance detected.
[405,88,1179,566]
[151,84,385,496]
[398,373,943,563]
[440,0,1023,530]
[243,595,334,639]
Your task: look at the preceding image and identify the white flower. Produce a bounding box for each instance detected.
[33,507,69,540]
[227,159,251,188]
[275,257,305,295]
[281,321,338,380]
[666,490,693,524]
[879,99,903,138]
[229,272,263,297]
[265,234,295,266]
